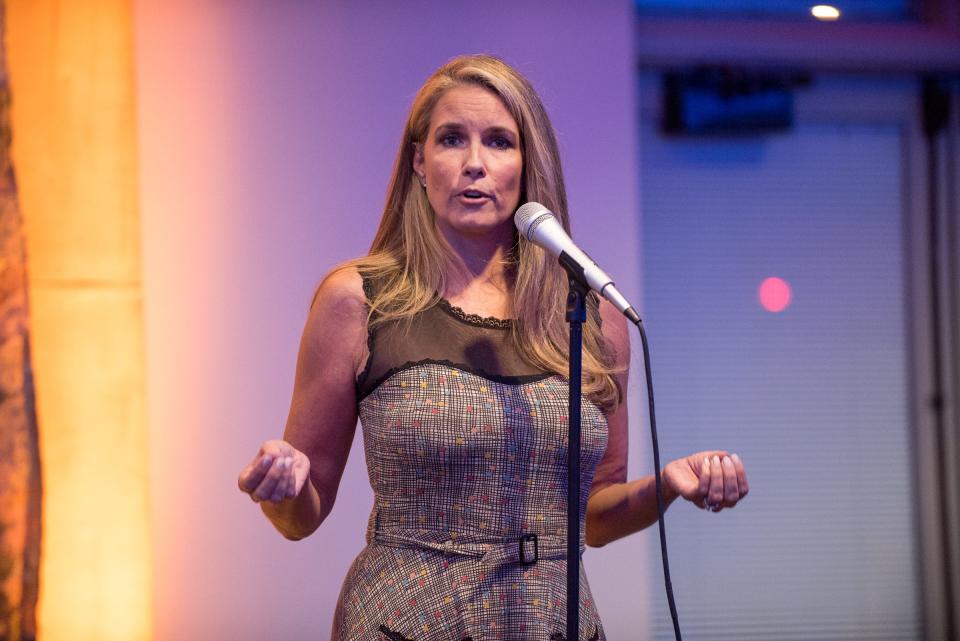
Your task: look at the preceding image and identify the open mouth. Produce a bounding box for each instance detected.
[460,189,490,201]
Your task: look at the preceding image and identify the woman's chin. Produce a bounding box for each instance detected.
[439,213,513,237]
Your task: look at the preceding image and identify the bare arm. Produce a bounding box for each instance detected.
[238,267,367,540]
[585,301,749,547]
[585,300,651,547]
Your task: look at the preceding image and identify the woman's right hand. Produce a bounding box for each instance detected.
[237,439,311,504]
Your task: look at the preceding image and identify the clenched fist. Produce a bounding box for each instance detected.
[238,439,311,503]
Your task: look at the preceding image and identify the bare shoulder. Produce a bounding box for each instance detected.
[300,264,369,372]
[310,264,367,320]
[598,298,630,368]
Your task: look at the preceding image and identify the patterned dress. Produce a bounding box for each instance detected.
[332,280,609,641]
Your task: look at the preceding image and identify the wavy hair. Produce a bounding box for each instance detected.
[332,54,621,411]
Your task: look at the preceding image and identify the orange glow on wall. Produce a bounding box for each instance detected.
[7,1,153,639]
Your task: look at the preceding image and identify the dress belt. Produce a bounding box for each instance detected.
[370,528,584,566]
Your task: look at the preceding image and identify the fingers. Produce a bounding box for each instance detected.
[252,456,282,502]
[721,455,740,507]
[238,454,275,495]
[284,465,295,500]
[264,456,294,503]
[732,453,749,498]
[238,439,308,504]
[276,456,299,502]
[707,455,724,511]
[696,457,711,506]
[240,455,296,503]
[268,459,285,503]
[697,453,748,513]
[290,454,309,498]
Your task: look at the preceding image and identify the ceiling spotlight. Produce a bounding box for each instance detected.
[811,5,841,20]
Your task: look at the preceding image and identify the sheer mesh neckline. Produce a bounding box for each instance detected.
[435,297,512,330]
[357,358,554,402]
[357,274,541,400]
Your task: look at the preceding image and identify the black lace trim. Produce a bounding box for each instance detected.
[436,297,512,330]
[357,358,554,402]
[437,292,598,332]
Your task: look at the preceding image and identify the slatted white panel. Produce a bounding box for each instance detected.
[641,122,921,640]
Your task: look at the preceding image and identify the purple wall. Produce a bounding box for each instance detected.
[135,2,645,638]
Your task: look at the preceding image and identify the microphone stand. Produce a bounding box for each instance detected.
[517,204,684,641]
[561,255,589,641]
[561,275,685,641]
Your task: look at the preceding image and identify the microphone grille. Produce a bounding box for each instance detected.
[514,202,552,237]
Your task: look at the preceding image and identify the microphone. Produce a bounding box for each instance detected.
[515,202,641,325]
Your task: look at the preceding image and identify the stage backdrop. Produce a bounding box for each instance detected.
[135,1,646,639]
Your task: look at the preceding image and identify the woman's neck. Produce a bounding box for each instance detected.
[439,227,515,316]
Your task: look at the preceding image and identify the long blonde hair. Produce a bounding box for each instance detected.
[333,54,621,411]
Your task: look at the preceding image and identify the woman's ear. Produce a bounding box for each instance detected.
[412,143,425,185]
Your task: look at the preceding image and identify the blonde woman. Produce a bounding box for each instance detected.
[238,55,748,641]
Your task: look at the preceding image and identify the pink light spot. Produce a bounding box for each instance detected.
[758,277,792,313]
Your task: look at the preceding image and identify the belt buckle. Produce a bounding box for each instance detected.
[518,532,538,565]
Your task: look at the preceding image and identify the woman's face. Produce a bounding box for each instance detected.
[413,84,523,244]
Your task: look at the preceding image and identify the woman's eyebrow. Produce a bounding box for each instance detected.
[484,125,518,138]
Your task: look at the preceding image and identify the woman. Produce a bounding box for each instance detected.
[238,55,748,641]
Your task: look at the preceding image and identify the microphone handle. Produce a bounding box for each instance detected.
[558,251,641,324]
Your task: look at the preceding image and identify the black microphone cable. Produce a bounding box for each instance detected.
[632,315,683,641]
[514,202,683,639]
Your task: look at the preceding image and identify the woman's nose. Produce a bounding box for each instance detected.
[462,142,486,178]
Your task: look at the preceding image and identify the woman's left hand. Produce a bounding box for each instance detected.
[662,451,749,512]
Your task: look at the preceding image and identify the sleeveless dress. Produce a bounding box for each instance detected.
[332,279,609,641]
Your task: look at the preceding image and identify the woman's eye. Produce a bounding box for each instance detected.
[440,133,461,147]
[490,137,512,150]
